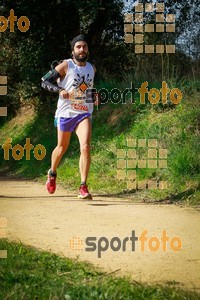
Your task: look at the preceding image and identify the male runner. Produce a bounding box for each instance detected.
[41,35,97,199]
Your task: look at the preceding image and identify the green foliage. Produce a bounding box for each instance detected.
[0,1,199,203]
[0,79,199,204]
[0,239,199,300]
[1,0,199,119]
[0,0,125,116]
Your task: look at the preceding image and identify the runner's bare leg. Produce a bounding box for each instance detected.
[75,118,92,183]
[51,129,71,173]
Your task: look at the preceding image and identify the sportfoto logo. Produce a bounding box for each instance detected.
[0,76,7,117]
[117,138,168,190]
[1,138,46,160]
[87,81,182,105]
[69,230,182,258]
[0,218,7,259]
[124,2,176,54]
[0,9,30,32]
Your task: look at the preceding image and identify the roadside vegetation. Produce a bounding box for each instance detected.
[0,77,199,205]
[0,239,199,300]
[0,0,199,205]
[0,1,200,298]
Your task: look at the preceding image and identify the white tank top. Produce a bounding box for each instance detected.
[55,59,95,118]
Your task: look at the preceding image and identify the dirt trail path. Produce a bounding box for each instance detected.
[0,179,200,291]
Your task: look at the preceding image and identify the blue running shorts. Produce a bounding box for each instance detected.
[54,113,91,132]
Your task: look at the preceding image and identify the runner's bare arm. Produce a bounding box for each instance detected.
[55,61,69,99]
[55,60,68,79]
[92,64,96,73]
[92,64,99,106]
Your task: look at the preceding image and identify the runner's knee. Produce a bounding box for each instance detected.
[80,143,90,155]
[56,145,68,156]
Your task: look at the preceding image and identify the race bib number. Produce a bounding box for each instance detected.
[72,104,88,111]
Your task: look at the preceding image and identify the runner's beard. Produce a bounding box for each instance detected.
[74,52,88,62]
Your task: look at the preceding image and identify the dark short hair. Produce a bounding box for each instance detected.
[70,35,88,50]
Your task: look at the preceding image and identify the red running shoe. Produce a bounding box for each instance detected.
[78,184,92,199]
[46,169,57,194]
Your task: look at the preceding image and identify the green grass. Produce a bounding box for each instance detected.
[0,239,199,300]
[0,80,199,204]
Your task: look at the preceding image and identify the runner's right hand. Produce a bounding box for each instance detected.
[59,90,70,99]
